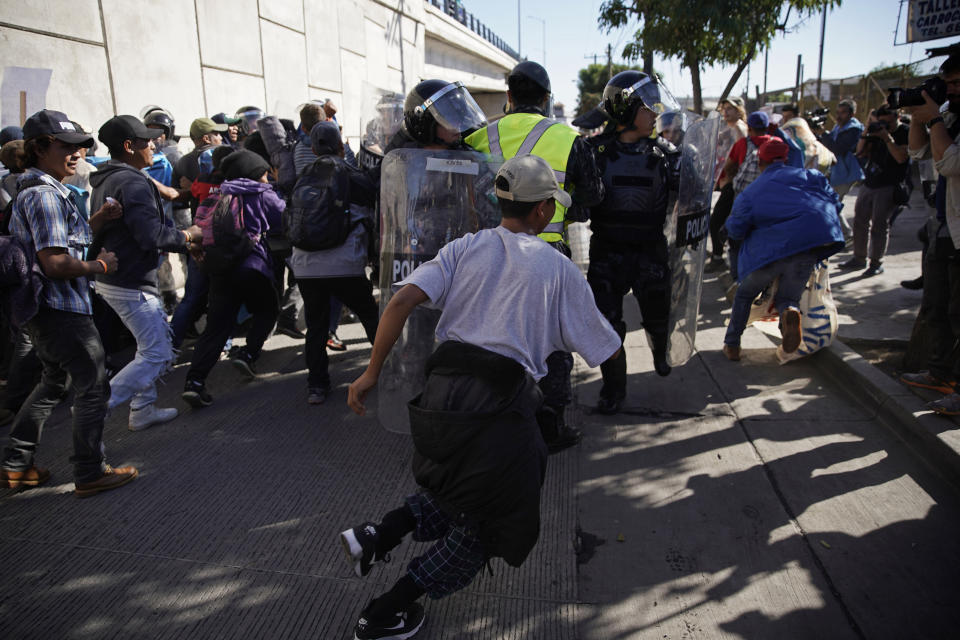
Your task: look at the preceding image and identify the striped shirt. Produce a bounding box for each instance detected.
[9,168,94,315]
[293,137,318,177]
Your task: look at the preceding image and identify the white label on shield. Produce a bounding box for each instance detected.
[425,158,479,175]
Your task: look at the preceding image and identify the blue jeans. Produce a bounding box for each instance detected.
[724,250,817,347]
[2,309,109,482]
[170,255,209,348]
[98,286,175,411]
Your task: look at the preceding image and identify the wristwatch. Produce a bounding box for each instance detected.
[928,116,945,128]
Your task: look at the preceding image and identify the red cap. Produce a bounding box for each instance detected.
[758,138,789,163]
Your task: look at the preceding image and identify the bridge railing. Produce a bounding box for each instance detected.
[428,0,520,60]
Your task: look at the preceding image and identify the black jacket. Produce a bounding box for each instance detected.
[409,341,547,567]
[89,160,187,295]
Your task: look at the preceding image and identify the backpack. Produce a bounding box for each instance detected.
[283,156,356,251]
[733,138,762,194]
[1,176,45,236]
[257,115,298,196]
[195,190,255,274]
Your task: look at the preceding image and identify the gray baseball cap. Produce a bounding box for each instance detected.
[495,154,572,208]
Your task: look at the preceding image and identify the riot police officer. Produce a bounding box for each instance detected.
[375,80,498,433]
[588,70,682,415]
[386,79,486,153]
[466,61,604,453]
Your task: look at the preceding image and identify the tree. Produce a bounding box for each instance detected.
[598,0,842,114]
[868,61,924,83]
[576,62,643,117]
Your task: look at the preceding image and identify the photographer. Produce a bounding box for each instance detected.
[838,105,908,276]
[819,100,865,238]
[903,53,960,416]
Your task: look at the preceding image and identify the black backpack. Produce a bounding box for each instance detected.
[283,156,357,251]
[196,192,256,274]
[1,177,45,236]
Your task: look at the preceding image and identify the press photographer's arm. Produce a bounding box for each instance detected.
[910,90,955,165]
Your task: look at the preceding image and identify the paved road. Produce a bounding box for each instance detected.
[2,211,959,639]
[576,268,960,640]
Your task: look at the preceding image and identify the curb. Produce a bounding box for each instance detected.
[714,267,960,489]
[815,339,960,491]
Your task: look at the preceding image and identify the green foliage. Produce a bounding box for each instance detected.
[576,62,643,116]
[598,0,841,111]
[867,61,924,82]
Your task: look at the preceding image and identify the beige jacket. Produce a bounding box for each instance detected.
[909,111,960,249]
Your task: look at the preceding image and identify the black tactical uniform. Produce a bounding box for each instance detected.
[587,70,681,414]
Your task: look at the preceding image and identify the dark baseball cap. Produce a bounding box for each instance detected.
[746,111,770,130]
[310,120,341,152]
[22,110,94,147]
[98,115,163,152]
[211,112,242,126]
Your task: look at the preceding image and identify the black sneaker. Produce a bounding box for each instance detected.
[863,262,885,277]
[340,522,388,577]
[182,380,213,408]
[547,425,582,454]
[276,323,306,340]
[228,346,257,379]
[901,276,923,290]
[837,257,866,270]
[354,601,425,640]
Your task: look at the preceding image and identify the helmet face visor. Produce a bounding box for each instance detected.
[619,77,680,115]
[236,108,264,132]
[624,76,681,116]
[421,82,488,137]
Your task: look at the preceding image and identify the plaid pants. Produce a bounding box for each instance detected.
[404,492,487,599]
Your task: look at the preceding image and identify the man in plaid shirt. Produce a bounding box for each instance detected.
[0,110,139,498]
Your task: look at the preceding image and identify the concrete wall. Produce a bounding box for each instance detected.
[0,0,514,149]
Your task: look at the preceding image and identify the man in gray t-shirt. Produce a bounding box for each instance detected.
[339,155,620,640]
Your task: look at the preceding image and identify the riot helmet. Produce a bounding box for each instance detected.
[143,109,176,141]
[403,80,487,146]
[140,104,166,119]
[235,105,265,135]
[507,61,553,115]
[602,71,680,127]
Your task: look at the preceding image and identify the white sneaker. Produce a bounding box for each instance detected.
[128,404,179,431]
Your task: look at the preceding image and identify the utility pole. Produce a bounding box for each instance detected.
[817,8,827,100]
[607,43,613,82]
[793,54,802,102]
[745,63,751,102]
[527,15,545,66]
[763,47,769,104]
[517,0,521,58]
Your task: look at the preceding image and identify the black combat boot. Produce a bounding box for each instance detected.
[651,333,672,377]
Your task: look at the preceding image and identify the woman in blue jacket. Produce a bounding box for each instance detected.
[722,138,845,361]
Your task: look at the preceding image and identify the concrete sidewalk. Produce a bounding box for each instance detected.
[713,184,960,489]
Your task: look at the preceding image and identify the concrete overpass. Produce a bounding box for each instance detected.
[0,0,518,148]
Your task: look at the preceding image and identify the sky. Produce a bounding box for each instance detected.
[463,0,952,114]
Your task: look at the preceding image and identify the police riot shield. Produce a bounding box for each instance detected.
[662,116,720,366]
[356,84,405,172]
[377,148,502,433]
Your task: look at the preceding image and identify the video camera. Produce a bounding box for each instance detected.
[887,77,948,109]
[804,107,829,130]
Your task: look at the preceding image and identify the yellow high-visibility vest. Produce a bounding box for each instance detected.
[466,113,578,244]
